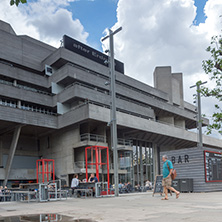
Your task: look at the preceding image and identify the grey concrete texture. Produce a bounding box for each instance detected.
[0,192,222,221]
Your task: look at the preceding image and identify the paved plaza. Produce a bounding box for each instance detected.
[0,191,222,221]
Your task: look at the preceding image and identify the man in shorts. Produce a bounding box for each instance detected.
[162,155,180,200]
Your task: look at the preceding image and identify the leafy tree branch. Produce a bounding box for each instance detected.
[10,0,27,6]
[201,35,222,135]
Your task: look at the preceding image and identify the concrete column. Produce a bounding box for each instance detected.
[145,145,148,181]
[139,144,143,187]
[13,79,17,87]
[150,146,154,182]
[17,100,21,109]
[131,151,135,187]
[136,142,139,185]
[0,137,2,166]
[149,146,152,181]
[174,119,185,129]
[3,125,22,186]
[152,144,159,181]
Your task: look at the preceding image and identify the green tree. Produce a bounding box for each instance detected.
[201,35,222,134]
[10,0,27,6]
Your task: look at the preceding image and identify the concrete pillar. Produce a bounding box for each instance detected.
[13,79,17,87]
[131,151,135,187]
[0,137,2,166]
[158,116,174,125]
[136,142,139,185]
[174,119,185,129]
[152,144,159,181]
[3,125,22,186]
[145,145,148,181]
[17,100,21,109]
[151,146,154,182]
[140,145,143,186]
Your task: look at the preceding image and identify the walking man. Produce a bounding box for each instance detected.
[162,155,180,200]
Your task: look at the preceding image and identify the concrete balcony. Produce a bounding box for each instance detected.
[80,133,107,143]
[0,62,48,88]
[0,105,57,128]
[73,161,105,174]
[42,47,111,78]
[50,63,109,89]
[50,64,200,125]
[77,134,132,150]
[55,83,155,119]
[0,83,53,107]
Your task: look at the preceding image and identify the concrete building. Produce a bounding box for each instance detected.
[0,20,221,190]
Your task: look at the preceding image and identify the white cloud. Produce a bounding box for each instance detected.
[0,0,88,47]
[104,0,222,138]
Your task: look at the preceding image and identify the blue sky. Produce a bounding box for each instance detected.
[68,0,118,49]
[193,0,208,25]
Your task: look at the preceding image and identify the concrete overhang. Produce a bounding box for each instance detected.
[0,63,48,88]
[87,104,222,149]
[42,47,112,76]
[50,63,203,127]
[49,62,169,102]
[53,84,155,119]
[0,84,53,107]
[0,106,57,129]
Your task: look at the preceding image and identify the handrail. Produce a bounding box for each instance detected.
[80,133,107,143]
[0,98,56,116]
[117,138,133,146]
[0,79,52,96]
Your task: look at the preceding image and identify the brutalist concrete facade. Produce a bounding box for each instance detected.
[0,20,221,187]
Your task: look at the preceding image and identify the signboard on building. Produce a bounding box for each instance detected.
[204,150,222,182]
[63,35,124,74]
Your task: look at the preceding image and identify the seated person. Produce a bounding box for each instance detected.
[118,182,123,193]
[145,180,152,190]
[88,173,98,196]
[71,174,80,195]
[88,173,98,183]
[127,182,133,192]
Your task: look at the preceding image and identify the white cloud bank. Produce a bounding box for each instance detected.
[0,0,88,47]
[106,0,222,138]
[110,0,222,86]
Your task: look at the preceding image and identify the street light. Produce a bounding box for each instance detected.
[102,27,122,197]
[190,81,207,148]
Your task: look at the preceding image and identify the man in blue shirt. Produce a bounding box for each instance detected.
[162,155,180,200]
[89,173,98,183]
[89,173,98,196]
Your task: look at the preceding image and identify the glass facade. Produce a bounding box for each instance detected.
[117,141,154,188]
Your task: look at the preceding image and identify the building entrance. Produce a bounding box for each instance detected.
[133,141,154,188]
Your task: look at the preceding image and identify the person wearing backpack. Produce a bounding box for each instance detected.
[162,155,180,200]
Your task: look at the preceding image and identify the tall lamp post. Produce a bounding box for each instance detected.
[190,81,207,148]
[102,27,122,197]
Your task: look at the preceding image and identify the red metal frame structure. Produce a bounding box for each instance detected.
[85,146,110,187]
[36,159,55,183]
